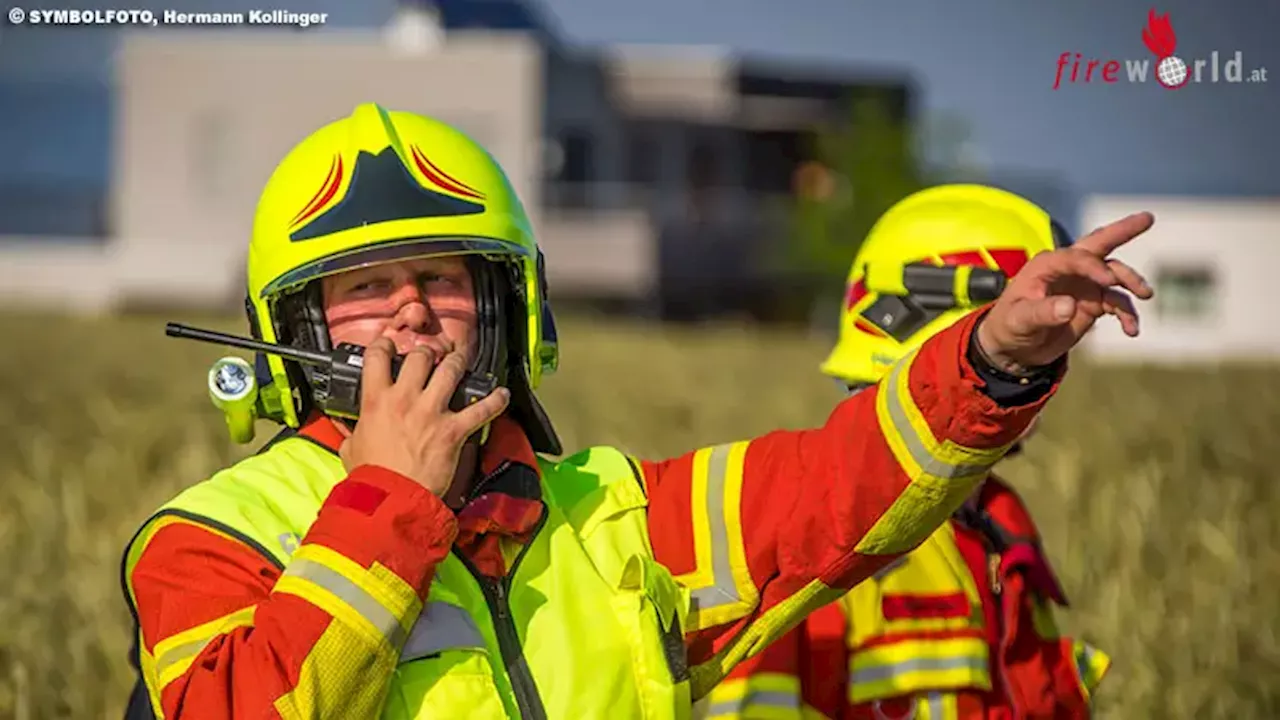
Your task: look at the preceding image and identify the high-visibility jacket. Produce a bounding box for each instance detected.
[702,477,1111,719]
[120,307,1064,719]
[124,436,692,719]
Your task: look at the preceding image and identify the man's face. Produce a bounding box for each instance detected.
[321,256,478,362]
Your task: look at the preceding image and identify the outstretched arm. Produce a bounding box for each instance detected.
[646,210,1155,697]
[642,307,1060,696]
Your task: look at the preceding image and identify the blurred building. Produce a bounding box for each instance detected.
[1,0,1277,359]
[0,0,913,321]
[1079,195,1280,362]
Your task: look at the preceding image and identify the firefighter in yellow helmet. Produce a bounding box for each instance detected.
[703,184,1113,720]
[119,106,1151,720]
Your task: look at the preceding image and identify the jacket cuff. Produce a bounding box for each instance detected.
[940,307,1066,449]
[301,465,458,601]
[966,309,1066,408]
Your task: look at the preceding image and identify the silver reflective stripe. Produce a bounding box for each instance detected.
[705,689,801,717]
[870,693,949,720]
[282,558,408,648]
[925,692,945,718]
[154,634,217,681]
[872,555,909,580]
[400,601,487,662]
[149,606,256,683]
[852,654,986,686]
[688,443,742,614]
[883,358,994,479]
[1076,643,1098,682]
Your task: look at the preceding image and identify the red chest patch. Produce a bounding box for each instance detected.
[882,592,970,620]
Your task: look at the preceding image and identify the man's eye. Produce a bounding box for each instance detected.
[419,273,455,286]
[349,279,390,293]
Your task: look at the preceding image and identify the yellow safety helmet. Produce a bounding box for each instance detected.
[821,183,1073,387]
[244,102,561,453]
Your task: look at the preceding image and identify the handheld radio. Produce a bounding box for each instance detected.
[166,322,498,442]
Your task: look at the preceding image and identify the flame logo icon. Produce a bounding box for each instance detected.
[1141,9,1177,59]
[1142,8,1189,89]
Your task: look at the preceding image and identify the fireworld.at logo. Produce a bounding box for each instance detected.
[1052,8,1268,90]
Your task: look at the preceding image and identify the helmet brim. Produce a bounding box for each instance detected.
[259,235,533,299]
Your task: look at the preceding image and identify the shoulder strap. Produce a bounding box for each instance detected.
[955,477,1069,606]
[954,476,1040,551]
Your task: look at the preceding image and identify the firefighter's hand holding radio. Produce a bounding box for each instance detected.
[339,338,511,501]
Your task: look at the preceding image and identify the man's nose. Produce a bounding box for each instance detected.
[388,281,432,330]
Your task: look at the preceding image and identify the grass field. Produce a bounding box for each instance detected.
[1,310,1278,719]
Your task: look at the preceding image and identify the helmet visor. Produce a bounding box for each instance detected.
[260,235,532,299]
[1050,218,1074,248]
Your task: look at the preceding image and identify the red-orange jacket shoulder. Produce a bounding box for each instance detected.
[124,307,1062,717]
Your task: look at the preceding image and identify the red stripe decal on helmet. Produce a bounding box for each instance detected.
[844,279,867,310]
[414,145,486,199]
[410,146,485,201]
[936,251,988,268]
[855,317,887,336]
[292,155,344,227]
[986,249,1031,279]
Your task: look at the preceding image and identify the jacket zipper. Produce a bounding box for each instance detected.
[456,507,549,720]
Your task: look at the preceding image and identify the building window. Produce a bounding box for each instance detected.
[686,138,718,190]
[625,129,658,186]
[1155,264,1218,321]
[557,128,593,183]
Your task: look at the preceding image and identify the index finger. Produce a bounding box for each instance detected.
[1072,211,1155,257]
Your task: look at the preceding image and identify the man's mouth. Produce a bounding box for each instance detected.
[387,332,448,358]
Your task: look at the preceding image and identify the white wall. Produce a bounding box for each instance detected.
[109,30,544,308]
[1079,195,1280,362]
[0,29,660,312]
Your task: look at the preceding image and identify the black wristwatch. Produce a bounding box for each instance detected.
[967,332,1061,385]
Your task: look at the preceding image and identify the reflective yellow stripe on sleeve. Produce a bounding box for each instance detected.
[675,440,760,632]
[689,577,847,701]
[270,543,424,719]
[858,348,1012,555]
[151,605,257,691]
[702,672,803,719]
[848,634,990,704]
[271,543,421,651]
[126,513,267,716]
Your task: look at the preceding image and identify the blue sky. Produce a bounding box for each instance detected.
[1,0,1276,215]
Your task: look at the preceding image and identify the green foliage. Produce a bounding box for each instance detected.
[1,311,1278,718]
[785,95,926,298]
